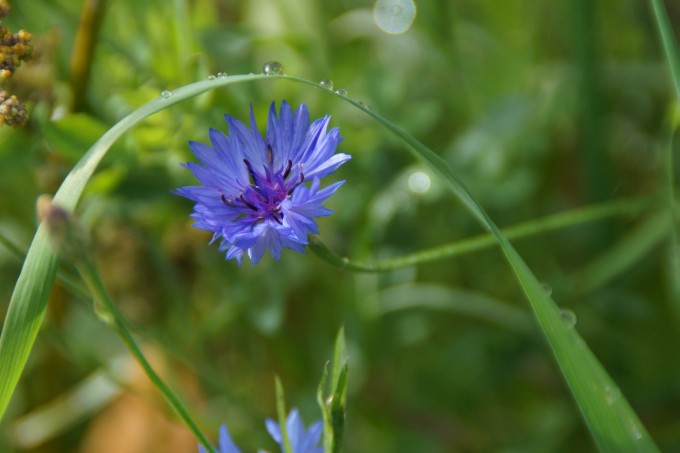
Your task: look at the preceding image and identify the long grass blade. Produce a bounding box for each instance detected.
[1,73,660,451]
[283,76,657,451]
[0,75,269,419]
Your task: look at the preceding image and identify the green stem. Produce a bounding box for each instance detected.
[69,0,108,112]
[275,377,293,453]
[650,0,680,323]
[650,0,680,100]
[665,126,680,321]
[310,196,655,272]
[76,259,215,453]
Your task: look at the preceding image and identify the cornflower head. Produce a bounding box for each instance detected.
[198,408,323,453]
[175,101,350,265]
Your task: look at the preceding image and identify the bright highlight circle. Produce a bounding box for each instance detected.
[373,0,417,34]
[408,171,431,194]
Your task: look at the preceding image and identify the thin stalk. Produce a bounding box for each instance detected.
[310,196,655,272]
[69,0,108,111]
[650,0,680,100]
[275,377,293,453]
[650,0,680,322]
[76,258,215,453]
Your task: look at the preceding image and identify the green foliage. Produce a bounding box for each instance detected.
[317,327,348,453]
[1,0,679,452]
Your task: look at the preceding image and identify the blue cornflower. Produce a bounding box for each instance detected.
[197,408,323,453]
[265,408,323,453]
[175,101,350,265]
[198,425,241,453]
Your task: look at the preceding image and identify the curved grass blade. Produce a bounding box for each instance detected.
[650,0,680,101]
[0,72,660,450]
[283,76,658,451]
[650,0,680,323]
[0,75,270,420]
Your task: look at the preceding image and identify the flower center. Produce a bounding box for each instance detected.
[220,145,304,225]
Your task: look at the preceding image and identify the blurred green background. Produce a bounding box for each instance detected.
[1,0,679,451]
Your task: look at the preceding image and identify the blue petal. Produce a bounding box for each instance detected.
[198,424,242,453]
[218,425,242,453]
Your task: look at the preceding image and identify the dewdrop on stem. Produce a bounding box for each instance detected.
[560,309,577,328]
[319,79,334,90]
[261,61,284,75]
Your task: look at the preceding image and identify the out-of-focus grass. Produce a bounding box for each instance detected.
[0,0,678,451]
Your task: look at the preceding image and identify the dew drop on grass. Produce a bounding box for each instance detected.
[630,424,642,440]
[373,0,417,34]
[541,282,552,297]
[335,88,348,96]
[319,79,334,90]
[560,309,577,328]
[261,61,284,75]
[208,74,216,80]
[217,72,228,78]
[160,90,173,99]
[603,385,621,405]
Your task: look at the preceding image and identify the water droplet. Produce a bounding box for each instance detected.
[208,74,216,80]
[261,61,284,75]
[319,79,334,90]
[335,88,348,96]
[604,385,621,405]
[630,424,642,440]
[357,100,372,109]
[373,0,417,34]
[217,72,228,78]
[560,309,577,328]
[160,90,173,99]
[541,282,552,297]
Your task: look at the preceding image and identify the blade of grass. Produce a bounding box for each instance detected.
[317,328,348,453]
[0,75,270,420]
[565,211,670,298]
[283,76,657,451]
[375,284,532,333]
[1,72,660,450]
[650,0,680,324]
[75,255,216,452]
[274,377,293,453]
[650,0,680,100]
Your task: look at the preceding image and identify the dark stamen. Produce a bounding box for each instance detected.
[287,168,305,195]
[243,159,258,186]
[267,144,274,165]
[221,194,237,207]
[239,194,259,211]
[283,160,292,179]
